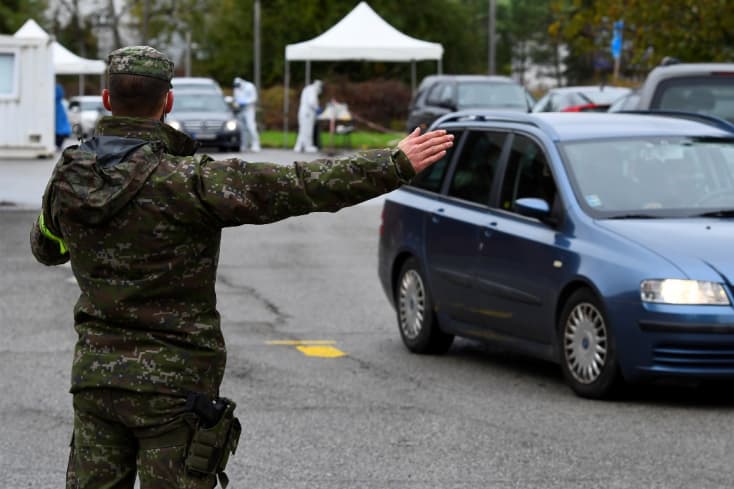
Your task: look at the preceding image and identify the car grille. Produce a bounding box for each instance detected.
[184,120,222,135]
[653,344,734,369]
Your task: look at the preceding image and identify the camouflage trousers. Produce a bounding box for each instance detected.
[66,389,216,489]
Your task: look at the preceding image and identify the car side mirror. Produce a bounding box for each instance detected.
[514,197,551,220]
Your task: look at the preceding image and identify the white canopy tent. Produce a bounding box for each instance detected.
[14,19,106,93]
[283,2,444,137]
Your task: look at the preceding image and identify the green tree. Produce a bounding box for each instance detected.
[0,0,48,34]
[550,0,734,84]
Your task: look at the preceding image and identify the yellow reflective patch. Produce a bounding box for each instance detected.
[296,345,346,358]
[38,213,68,255]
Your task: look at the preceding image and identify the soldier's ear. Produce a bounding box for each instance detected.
[164,91,174,113]
[102,89,112,111]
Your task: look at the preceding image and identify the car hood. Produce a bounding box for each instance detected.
[596,219,734,283]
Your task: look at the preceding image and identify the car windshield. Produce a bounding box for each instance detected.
[172,93,229,113]
[581,89,630,105]
[562,136,734,217]
[653,76,734,122]
[608,92,640,112]
[79,99,103,111]
[456,83,528,109]
[173,82,219,92]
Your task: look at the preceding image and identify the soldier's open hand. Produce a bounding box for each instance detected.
[398,128,454,174]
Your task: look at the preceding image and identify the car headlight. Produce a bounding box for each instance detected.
[224,119,238,132]
[640,279,730,305]
[167,120,182,131]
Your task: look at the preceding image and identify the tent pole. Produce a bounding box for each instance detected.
[437,58,442,75]
[305,60,311,86]
[411,60,416,95]
[284,60,290,148]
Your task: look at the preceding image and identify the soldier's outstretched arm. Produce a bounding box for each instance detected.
[193,130,453,226]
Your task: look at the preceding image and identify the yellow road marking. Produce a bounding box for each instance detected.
[296,345,346,358]
[267,340,346,358]
[266,340,336,346]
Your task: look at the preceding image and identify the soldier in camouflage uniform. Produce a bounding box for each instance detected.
[30,46,453,489]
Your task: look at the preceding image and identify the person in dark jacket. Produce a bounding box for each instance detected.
[30,45,452,489]
[55,83,72,150]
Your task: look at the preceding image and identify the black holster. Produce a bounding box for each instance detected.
[185,393,242,488]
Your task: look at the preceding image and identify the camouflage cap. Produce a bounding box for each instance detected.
[107,46,174,85]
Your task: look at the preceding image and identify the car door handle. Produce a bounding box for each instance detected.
[431,208,445,223]
[483,222,497,238]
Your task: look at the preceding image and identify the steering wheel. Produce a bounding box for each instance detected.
[695,189,734,206]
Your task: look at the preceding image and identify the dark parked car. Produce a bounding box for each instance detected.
[166,90,240,152]
[406,75,533,132]
[378,110,734,399]
[532,85,631,112]
[621,62,734,122]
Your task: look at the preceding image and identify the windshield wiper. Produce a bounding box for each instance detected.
[606,213,661,219]
[694,209,734,218]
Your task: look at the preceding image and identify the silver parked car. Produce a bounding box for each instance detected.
[68,95,110,138]
[621,62,734,123]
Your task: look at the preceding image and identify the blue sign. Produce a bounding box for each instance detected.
[611,20,624,60]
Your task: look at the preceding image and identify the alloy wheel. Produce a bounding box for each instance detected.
[398,269,425,340]
[563,302,608,384]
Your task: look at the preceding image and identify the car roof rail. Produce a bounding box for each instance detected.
[431,110,558,136]
[618,110,734,133]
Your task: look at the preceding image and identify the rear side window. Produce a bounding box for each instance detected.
[446,131,507,205]
[652,76,734,123]
[499,134,556,211]
[410,130,461,192]
[426,83,453,106]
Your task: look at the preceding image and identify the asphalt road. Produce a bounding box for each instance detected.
[1,150,733,488]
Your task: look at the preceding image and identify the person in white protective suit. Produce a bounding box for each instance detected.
[294,80,323,153]
[233,77,261,152]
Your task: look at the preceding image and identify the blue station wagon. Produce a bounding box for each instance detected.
[378,111,734,399]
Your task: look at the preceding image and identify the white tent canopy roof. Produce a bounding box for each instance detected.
[14,19,106,75]
[285,2,443,62]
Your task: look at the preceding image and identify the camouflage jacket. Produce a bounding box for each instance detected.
[30,116,415,397]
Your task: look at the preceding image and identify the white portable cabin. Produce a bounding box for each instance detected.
[0,34,55,158]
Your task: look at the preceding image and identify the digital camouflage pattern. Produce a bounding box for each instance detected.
[68,389,215,489]
[30,115,415,399]
[107,45,174,83]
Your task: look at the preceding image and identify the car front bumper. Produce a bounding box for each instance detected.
[611,299,734,381]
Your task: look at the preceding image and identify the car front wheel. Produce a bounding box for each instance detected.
[558,288,622,399]
[395,257,453,354]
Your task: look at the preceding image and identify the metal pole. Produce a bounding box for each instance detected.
[284,59,289,148]
[142,0,149,44]
[305,60,311,86]
[254,0,261,103]
[411,60,416,95]
[488,0,496,75]
[185,31,192,77]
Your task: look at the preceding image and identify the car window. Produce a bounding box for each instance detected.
[426,83,452,106]
[652,76,734,123]
[410,130,462,193]
[532,93,550,112]
[446,131,507,205]
[499,134,556,212]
